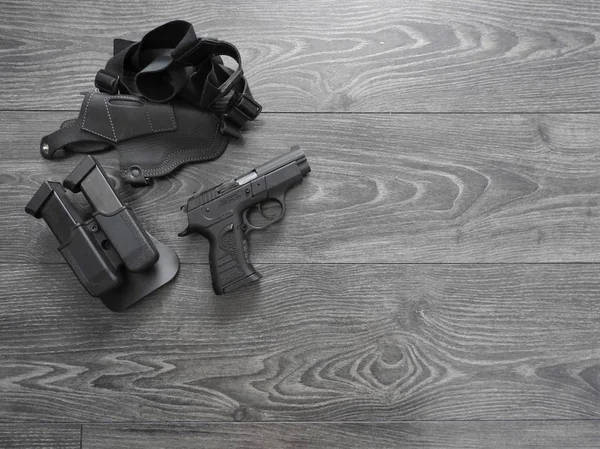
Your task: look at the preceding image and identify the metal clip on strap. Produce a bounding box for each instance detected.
[220,93,262,138]
[95,69,120,94]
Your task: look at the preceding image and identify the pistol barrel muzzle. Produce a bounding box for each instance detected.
[254,145,309,177]
[297,155,311,177]
[288,145,310,176]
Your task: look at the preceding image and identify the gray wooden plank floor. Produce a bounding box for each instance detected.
[2,263,600,422]
[1,0,599,447]
[83,422,600,449]
[3,112,600,264]
[2,0,599,112]
[0,425,80,449]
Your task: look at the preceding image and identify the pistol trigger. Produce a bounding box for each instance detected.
[257,202,270,220]
[258,195,286,223]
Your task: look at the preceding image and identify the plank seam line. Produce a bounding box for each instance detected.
[2,109,600,115]
[3,419,600,425]
[6,261,600,266]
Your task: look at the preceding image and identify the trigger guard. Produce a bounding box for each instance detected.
[242,206,266,232]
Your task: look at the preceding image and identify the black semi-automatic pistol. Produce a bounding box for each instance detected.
[180,146,311,294]
[26,156,179,311]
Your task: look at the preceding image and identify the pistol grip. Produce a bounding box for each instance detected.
[208,220,261,295]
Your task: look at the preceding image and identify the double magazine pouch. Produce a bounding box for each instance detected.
[25,156,179,311]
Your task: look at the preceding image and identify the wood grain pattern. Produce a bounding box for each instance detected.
[2,0,600,443]
[1,263,600,422]
[2,111,600,264]
[1,0,599,111]
[0,424,80,448]
[83,422,600,449]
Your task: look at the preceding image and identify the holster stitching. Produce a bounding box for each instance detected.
[81,92,119,141]
[144,102,177,133]
[120,118,225,176]
[81,92,94,130]
[104,97,117,141]
[144,103,154,132]
[144,137,227,175]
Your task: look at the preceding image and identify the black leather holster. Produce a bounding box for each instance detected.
[41,91,230,186]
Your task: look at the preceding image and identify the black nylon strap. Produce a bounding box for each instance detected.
[94,20,261,138]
